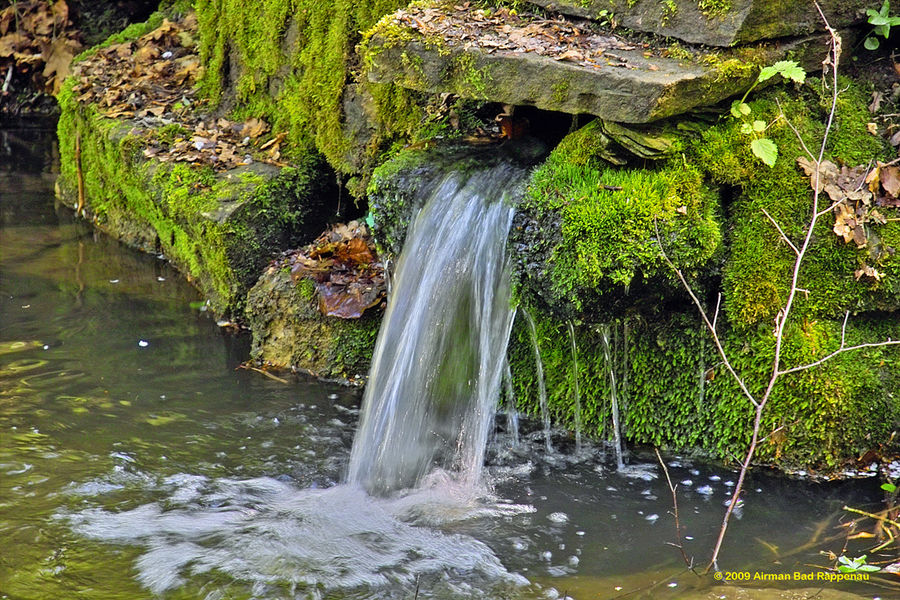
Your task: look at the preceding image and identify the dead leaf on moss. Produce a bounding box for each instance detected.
[282,222,386,319]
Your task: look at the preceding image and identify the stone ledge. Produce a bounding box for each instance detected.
[362,5,833,123]
[529,0,866,47]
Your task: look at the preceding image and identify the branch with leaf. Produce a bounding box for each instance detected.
[659,5,900,572]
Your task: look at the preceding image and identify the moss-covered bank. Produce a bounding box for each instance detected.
[56,76,334,315]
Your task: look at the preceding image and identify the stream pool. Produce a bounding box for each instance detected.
[0,121,892,600]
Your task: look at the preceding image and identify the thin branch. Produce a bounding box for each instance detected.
[779,338,900,376]
[655,222,760,409]
[760,207,800,255]
[656,448,697,572]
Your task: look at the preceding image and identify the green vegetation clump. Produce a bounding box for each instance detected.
[195,0,419,182]
[511,118,721,319]
[694,79,899,327]
[508,311,900,469]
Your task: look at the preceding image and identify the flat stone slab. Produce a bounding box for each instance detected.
[362,5,829,123]
[529,0,866,46]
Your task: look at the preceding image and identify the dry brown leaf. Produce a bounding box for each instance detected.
[882,166,900,197]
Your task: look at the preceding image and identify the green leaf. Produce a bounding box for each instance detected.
[740,122,754,134]
[838,565,854,573]
[771,60,805,83]
[869,14,890,25]
[757,65,778,82]
[730,100,751,118]
[859,564,882,572]
[751,138,778,167]
[865,36,881,50]
[752,119,767,132]
[882,482,897,492]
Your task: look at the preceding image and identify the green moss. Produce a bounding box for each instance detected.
[57,77,332,315]
[509,310,900,469]
[196,0,414,180]
[698,0,731,18]
[511,118,721,318]
[692,79,898,327]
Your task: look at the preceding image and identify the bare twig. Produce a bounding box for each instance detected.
[656,448,697,572]
[760,207,800,255]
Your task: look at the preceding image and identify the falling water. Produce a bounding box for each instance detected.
[347,165,523,495]
[522,310,552,453]
[600,324,625,469]
[503,358,520,446]
[567,321,582,454]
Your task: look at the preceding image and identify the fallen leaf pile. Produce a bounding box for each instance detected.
[393,3,653,71]
[797,157,899,281]
[280,221,386,319]
[70,14,286,171]
[0,0,82,96]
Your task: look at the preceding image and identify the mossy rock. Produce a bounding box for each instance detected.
[508,309,900,470]
[56,80,334,315]
[368,140,547,255]
[693,80,900,327]
[528,0,869,47]
[245,267,381,379]
[195,0,417,188]
[510,118,723,321]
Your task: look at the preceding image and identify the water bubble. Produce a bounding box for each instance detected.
[547,512,568,523]
[724,480,735,487]
[696,485,714,496]
[709,475,721,481]
[328,393,339,400]
[138,340,149,347]
[645,513,659,522]
[541,551,552,561]
[667,582,678,588]
[575,530,585,536]
[109,279,120,284]
[568,555,579,566]
[680,479,693,486]
[157,276,166,282]
[162,51,173,59]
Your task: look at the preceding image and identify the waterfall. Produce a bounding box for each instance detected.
[347,164,523,495]
[600,324,625,469]
[522,310,552,453]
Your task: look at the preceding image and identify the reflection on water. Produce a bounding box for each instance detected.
[0,121,891,600]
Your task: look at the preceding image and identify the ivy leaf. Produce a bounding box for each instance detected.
[865,36,881,50]
[751,138,778,167]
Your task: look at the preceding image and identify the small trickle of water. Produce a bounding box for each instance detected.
[503,358,520,447]
[600,324,624,469]
[522,310,552,453]
[567,321,582,455]
[347,164,523,495]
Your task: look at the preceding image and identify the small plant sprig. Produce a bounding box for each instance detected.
[836,554,882,573]
[730,60,806,167]
[865,0,900,49]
